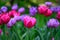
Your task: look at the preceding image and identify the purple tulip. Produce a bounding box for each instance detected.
[7,18,16,28]
[0,10,2,14]
[18,7,25,13]
[45,2,52,6]
[54,6,59,12]
[20,14,29,21]
[50,6,55,12]
[12,4,18,10]
[1,6,7,12]
[47,18,59,28]
[50,6,60,12]
[56,6,60,12]
[14,16,21,21]
[29,7,37,16]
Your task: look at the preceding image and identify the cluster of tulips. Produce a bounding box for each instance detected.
[0,2,60,36]
[0,4,36,29]
[38,2,60,28]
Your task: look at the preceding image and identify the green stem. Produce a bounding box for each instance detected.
[35,26,44,40]
[13,25,22,40]
[50,28,54,40]
[27,28,31,40]
[22,31,27,39]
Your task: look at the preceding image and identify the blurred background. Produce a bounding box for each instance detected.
[0,0,60,40]
[0,0,58,7]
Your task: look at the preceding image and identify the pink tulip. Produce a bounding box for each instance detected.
[38,5,48,14]
[56,11,60,20]
[44,9,52,17]
[24,16,36,28]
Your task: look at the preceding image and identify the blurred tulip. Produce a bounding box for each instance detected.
[0,10,2,14]
[12,4,18,10]
[7,18,16,28]
[56,11,60,20]
[45,2,52,7]
[50,6,60,12]
[44,9,52,17]
[9,10,20,17]
[18,7,25,13]
[38,5,48,14]
[47,18,59,28]
[1,6,7,13]
[1,13,10,24]
[24,16,36,28]
[29,7,37,16]
[50,6,55,12]
[19,14,28,22]
[14,16,21,21]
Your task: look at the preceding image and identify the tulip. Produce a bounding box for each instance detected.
[14,16,21,21]
[9,10,20,17]
[50,6,60,12]
[19,14,28,22]
[1,13,10,24]
[50,6,55,12]
[1,6,7,13]
[7,18,16,28]
[18,7,25,13]
[45,2,52,7]
[12,4,18,10]
[56,11,60,20]
[38,5,48,14]
[47,18,59,28]
[9,4,20,17]
[24,16,36,28]
[0,10,2,14]
[44,9,52,17]
[29,7,37,16]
